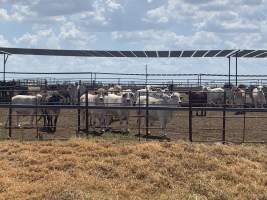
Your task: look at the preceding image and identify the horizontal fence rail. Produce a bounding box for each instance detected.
[2,104,267,112]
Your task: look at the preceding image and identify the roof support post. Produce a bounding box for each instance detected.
[228,56,231,86]
[235,52,238,86]
[3,53,9,82]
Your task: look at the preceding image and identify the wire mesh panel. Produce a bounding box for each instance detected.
[192,111,224,142]
[227,111,267,143]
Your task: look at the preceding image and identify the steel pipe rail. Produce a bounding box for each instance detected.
[1,104,267,112]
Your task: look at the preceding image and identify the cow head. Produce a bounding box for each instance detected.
[36,94,43,104]
[45,92,64,105]
[114,85,122,95]
[108,87,115,94]
[122,89,135,105]
[170,92,182,106]
[201,86,210,92]
[258,85,264,92]
[96,88,107,103]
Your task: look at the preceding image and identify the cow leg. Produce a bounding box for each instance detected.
[53,115,58,132]
[81,110,85,128]
[5,111,11,128]
[91,113,96,133]
[81,110,87,131]
[29,113,34,128]
[122,117,129,134]
[160,122,167,137]
[42,112,47,130]
[49,115,53,132]
[100,113,106,133]
[47,115,52,132]
[119,116,123,133]
[126,116,129,133]
[16,113,20,127]
[105,112,111,132]
[46,115,50,131]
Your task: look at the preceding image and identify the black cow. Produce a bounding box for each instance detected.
[42,92,63,132]
[189,91,207,116]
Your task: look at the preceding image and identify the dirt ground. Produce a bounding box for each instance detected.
[0,108,266,143]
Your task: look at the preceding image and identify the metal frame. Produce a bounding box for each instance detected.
[0,47,267,58]
[1,48,266,87]
[1,51,11,82]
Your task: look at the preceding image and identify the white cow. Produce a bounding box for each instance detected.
[252,86,266,108]
[202,86,224,106]
[136,92,182,137]
[67,83,87,105]
[136,85,153,97]
[80,88,107,132]
[108,85,122,95]
[233,88,246,106]
[135,85,168,99]
[104,89,135,133]
[5,94,42,128]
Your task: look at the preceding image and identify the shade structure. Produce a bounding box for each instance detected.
[0,47,267,58]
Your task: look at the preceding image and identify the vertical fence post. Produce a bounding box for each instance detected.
[44,79,48,92]
[145,87,149,137]
[90,72,93,88]
[228,56,231,86]
[242,91,247,143]
[138,92,141,141]
[94,73,97,87]
[35,92,40,140]
[188,91,193,142]
[242,111,246,143]
[8,100,12,139]
[85,86,89,134]
[222,91,226,144]
[77,80,81,136]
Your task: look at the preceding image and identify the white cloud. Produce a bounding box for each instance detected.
[112,30,222,49]
[0,8,9,20]
[14,29,61,48]
[0,35,10,46]
[145,6,169,23]
[58,22,97,48]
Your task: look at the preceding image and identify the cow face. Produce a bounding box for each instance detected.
[114,85,122,95]
[36,94,43,104]
[122,90,135,105]
[258,86,264,92]
[108,87,115,94]
[96,88,107,103]
[170,92,182,106]
[45,92,64,105]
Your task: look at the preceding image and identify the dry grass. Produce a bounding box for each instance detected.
[0,138,266,200]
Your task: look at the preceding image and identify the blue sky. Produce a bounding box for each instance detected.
[0,0,267,79]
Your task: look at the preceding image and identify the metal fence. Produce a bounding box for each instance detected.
[4,72,267,88]
[0,85,266,144]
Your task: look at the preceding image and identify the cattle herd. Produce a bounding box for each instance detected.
[2,82,267,138]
